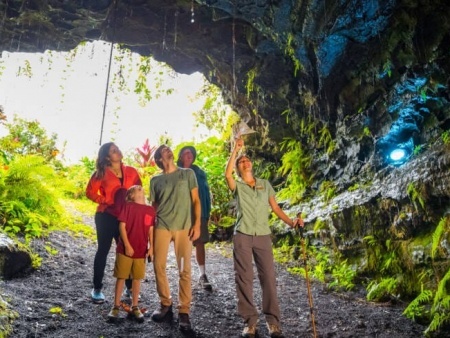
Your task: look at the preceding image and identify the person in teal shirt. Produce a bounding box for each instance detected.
[225,137,303,338]
[177,145,213,291]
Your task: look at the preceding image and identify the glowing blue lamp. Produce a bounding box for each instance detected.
[390,148,406,162]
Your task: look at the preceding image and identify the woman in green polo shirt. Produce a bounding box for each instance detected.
[225,137,303,338]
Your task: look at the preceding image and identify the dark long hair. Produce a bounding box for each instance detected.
[94,142,114,179]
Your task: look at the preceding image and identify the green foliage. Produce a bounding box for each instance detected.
[413,145,423,156]
[310,246,329,283]
[329,260,356,291]
[0,118,86,244]
[0,115,60,163]
[401,216,450,335]
[403,287,432,321]
[284,33,302,76]
[45,243,58,256]
[431,216,450,260]
[407,182,426,211]
[420,268,450,335]
[135,55,152,104]
[313,218,327,234]
[0,155,65,240]
[363,235,403,275]
[193,83,234,132]
[277,138,313,203]
[383,60,393,78]
[366,277,399,301]
[318,125,335,155]
[245,68,257,99]
[0,295,19,337]
[17,60,33,78]
[273,237,293,264]
[60,159,94,199]
[442,130,450,144]
[319,180,337,202]
[49,306,67,317]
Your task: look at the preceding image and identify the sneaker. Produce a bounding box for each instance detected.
[178,313,192,331]
[91,288,105,304]
[267,323,284,338]
[199,274,213,290]
[241,323,257,338]
[129,306,144,323]
[151,304,173,322]
[107,306,120,322]
[123,288,141,300]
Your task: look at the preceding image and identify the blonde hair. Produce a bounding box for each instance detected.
[126,185,142,202]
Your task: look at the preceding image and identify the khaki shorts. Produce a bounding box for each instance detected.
[113,253,146,280]
[194,217,210,245]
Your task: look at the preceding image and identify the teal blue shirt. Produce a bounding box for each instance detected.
[233,178,275,236]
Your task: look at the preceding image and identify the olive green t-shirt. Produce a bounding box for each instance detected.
[149,168,198,231]
[233,178,275,236]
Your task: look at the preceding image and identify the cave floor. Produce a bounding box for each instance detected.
[2,213,440,338]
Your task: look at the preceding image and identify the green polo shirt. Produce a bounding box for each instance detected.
[149,168,198,231]
[233,178,275,236]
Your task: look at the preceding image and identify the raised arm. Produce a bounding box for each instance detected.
[225,138,244,192]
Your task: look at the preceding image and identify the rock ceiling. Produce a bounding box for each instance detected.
[1,0,450,185]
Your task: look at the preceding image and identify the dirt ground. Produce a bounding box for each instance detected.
[1,213,444,338]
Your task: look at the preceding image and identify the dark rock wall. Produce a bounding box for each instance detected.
[1,0,450,298]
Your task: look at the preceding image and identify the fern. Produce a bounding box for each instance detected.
[366,277,398,301]
[425,268,450,335]
[403,287,432,321]
[431,216,449,260]
[277,138,313,202]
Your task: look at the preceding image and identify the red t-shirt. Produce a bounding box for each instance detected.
[117,202,156,258]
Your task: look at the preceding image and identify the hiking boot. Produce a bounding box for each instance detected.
[151,304,173,322]
[267,323,284,338]
[241,323,257,338]
[91,288,105,304]
[107,306,120,322]
[199,274,213,290]
[178,313,192,331]
[129,306,144,323]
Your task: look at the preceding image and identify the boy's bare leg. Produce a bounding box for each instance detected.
[114,278,125,307]
[131,279,141,308]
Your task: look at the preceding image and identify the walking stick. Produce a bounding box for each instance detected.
[297,213,318,338]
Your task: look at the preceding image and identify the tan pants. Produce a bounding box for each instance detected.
[233,232,281,326]
[153,228,192,314]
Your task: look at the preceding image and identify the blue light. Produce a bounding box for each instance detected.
[390,148,406,161]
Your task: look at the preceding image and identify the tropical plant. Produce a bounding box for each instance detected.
[277,138,313,203]
[0,115,60,163]
[0,155,69,241]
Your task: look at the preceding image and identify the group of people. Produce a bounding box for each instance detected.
[85,139,302,338]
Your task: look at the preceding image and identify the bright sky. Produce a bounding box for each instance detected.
[0,41,213,164]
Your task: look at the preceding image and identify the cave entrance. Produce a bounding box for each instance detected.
[0,40,221,164]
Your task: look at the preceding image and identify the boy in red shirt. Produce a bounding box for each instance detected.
[107,185,155,323]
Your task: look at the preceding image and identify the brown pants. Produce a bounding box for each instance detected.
[233,232,281,326]
[153,228,192,314]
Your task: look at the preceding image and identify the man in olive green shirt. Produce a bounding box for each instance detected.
[149,144,200,332]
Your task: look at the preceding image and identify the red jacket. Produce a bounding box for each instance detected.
[85,164,142,217]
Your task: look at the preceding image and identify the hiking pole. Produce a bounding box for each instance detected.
[296,213,318,338]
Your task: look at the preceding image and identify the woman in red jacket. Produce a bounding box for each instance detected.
[86,142,142,304]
